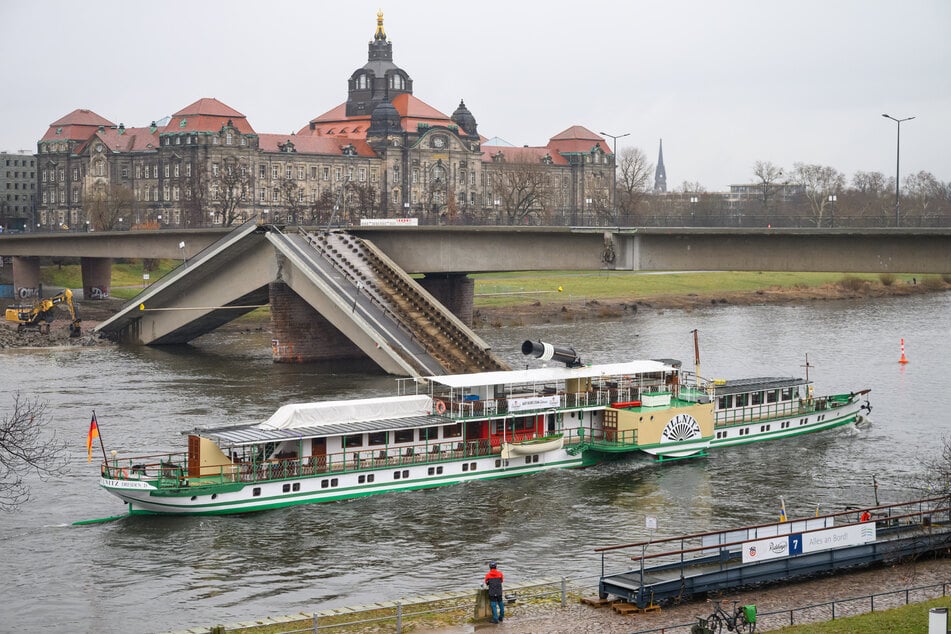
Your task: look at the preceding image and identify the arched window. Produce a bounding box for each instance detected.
[355,74,368,90]
[389,73,404,90]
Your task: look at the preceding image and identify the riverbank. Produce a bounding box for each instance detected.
[1,275,946,348]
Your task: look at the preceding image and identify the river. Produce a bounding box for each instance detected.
[1,293,948,633]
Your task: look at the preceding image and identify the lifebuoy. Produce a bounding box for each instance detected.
[434,399,447,415]
[119,468,130,479]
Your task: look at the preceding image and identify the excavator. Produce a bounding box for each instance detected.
[5,288,82,337]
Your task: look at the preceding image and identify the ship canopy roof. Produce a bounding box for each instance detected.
[260,394,433,430]
[428,360,675,390]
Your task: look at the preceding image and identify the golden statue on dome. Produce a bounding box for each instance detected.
[374,9,386,40]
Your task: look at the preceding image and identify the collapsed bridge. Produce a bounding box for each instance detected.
[96,221,508,377]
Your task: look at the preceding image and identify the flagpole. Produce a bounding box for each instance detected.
[93,411,108,465]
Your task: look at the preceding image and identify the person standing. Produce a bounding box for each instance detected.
[484,561,505,623]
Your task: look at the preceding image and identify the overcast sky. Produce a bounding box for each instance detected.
[2,1,948,191]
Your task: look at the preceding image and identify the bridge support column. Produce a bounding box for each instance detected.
[81,257,112,300]
[269,282,366,364]
[419,273,474,326]
[12,256,41,301]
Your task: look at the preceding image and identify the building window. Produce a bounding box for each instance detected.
[185,162,192,177]
[334,167,342,181]
[225,132,233,145]
[272,165,279,179]
[359,167,367,182]
[212,163,219,177]
[259,189,266,202]
[297,166,305,180]
[285,166,293,179]
[173,186,180,201]
[322,167,329,180]
[173,164,180,177]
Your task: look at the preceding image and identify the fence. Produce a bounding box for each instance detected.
[634,581,951,633]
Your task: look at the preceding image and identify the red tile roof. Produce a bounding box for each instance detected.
[165,97,255,134]
[48,109,115,128]
[257,134,376,157]
[480,145,568,166]
[93,127,161,153]
[547,125,610,154]
[41,109,116,142]
[301,94,453,139]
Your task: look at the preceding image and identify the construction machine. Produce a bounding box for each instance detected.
[5,288,82,336]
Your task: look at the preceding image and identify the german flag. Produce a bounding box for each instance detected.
[86,414,100,463]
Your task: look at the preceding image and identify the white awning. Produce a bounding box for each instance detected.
[428,360,674,389]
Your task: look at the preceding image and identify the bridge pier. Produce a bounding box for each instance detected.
[419,273,474,326]
[80,257,112,300]
[268,281,366,364]
[11,256,41,301]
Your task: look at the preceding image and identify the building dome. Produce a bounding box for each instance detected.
[451,100,478,136]
[367,100,402,136]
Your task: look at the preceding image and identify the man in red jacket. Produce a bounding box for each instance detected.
[483,561,505,623]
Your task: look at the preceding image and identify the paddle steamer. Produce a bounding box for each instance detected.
[99,341,870,515]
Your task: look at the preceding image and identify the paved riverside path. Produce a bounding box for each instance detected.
[414,558,950,633]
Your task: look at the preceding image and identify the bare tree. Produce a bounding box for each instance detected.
[790,163,845,227]
[915,435,951,498]
[210,158,252,226]
[752,161,785,222]
[487,150,550,225]
[850,171,892,227]
[346,182,379,223]
[903,171,950,227]
[616,147,653,224]
[277,179,305,225]
[1,394,69,512]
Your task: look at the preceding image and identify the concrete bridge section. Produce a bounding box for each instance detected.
[95,222,508,377]
[348,226,951,275]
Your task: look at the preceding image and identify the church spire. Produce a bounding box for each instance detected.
[654,138,667,193]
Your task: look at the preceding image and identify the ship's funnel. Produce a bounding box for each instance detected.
[521,340,582,368]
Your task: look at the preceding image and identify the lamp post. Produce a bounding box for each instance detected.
[881,113,915,227]
[600,131,630,226]
[827,195,836,228]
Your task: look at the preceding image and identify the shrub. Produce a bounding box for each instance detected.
[921,277,944,291]
[942,273,951,284]
[878,273,896,286]
[837,276,868,292]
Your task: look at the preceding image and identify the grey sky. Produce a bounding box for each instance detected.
[2,0,947,191]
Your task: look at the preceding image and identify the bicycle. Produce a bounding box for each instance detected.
[706,599,756,633]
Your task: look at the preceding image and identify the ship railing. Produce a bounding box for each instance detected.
[715,400,809,426]
[100,453,190,485]
[581,427,639,449]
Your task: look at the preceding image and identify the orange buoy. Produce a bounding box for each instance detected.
[899,338,909,365]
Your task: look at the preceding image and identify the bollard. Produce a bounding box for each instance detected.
[928,607,948,634]
[396,600,402,634]
[474,587,492,620]
[561,577,567,607]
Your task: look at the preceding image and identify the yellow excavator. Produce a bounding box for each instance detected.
[5,288,82,336]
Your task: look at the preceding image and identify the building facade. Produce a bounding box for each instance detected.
[35,12,613,230]
[1,151,37,231]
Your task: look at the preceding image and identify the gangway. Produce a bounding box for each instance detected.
[596,496,951,608]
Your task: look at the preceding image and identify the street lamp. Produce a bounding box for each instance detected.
[881,113,915,227]
[600,131,630,226]
[827,195,836,228]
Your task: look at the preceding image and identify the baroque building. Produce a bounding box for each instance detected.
[35,12,613,230]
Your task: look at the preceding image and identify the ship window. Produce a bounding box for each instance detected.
[443,423,462,438]
[470,462,477,471]
[359,475,366,483]
[420,427,439,441]
[368,431,387,446]
[191,496,197,501]
[767,390,779,403]
[735,394,749,407]
[395,429,413,443]
[321,479,329,488]
[331,478,338,486]
[394,471,401,480]
[343,434,363,448]
[293,482,300,491]
[782,388,794,401]
[427,466,444,475]
[283,484,291,492]
[252,487,261,497]
[525,455,539,464]
[752,392,763,405]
